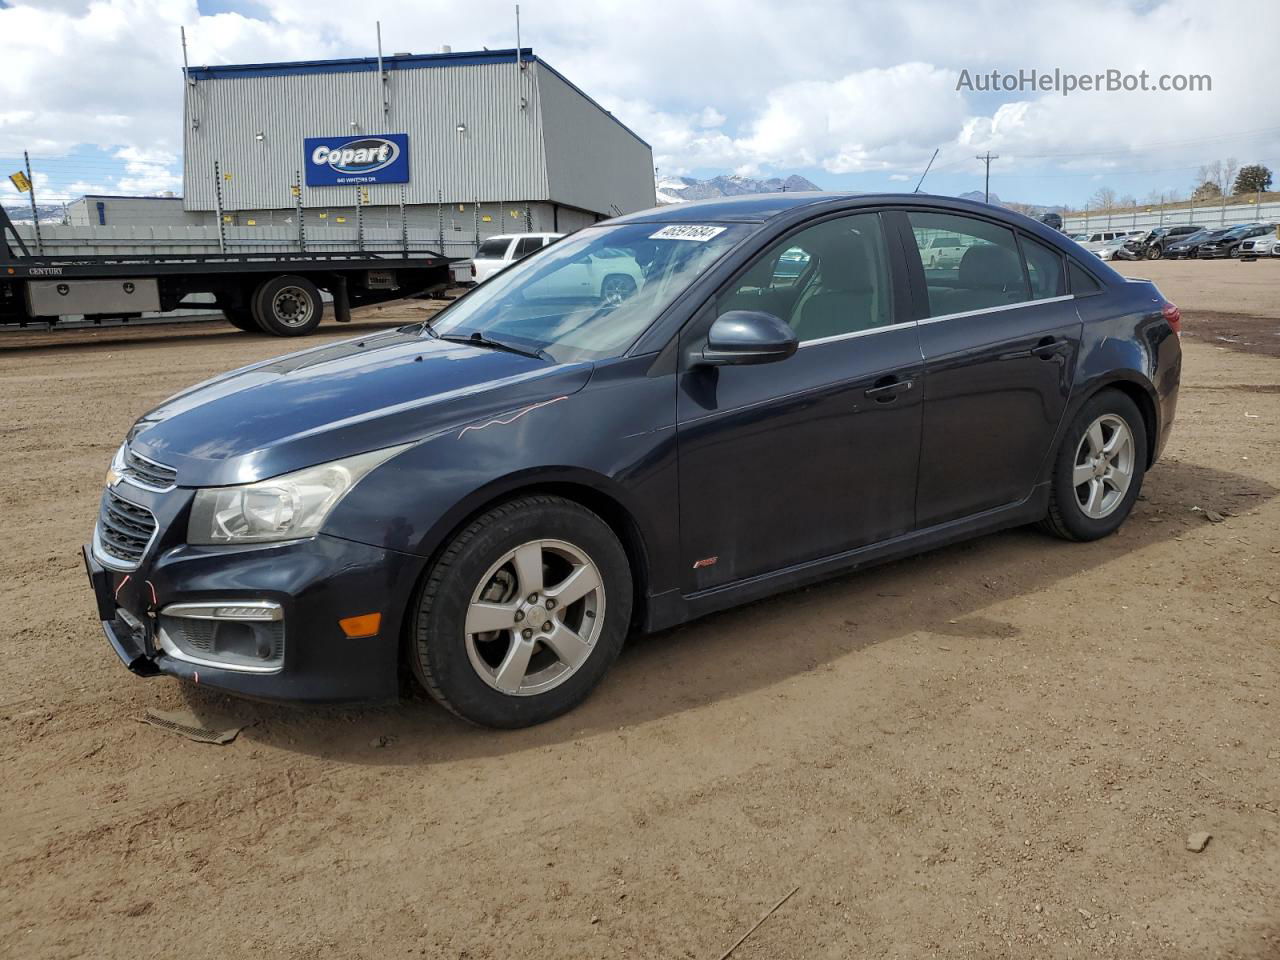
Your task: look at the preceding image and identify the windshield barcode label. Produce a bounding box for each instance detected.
[649,225,727,242]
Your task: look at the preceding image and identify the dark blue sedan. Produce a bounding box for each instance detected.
[85,193,1182,727]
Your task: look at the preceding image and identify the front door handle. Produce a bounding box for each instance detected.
[864,377,914,402]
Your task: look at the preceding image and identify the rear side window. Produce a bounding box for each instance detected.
[1020,235,1065,299]
[908,211,1029,317]
[475,238,511,258]
[1068,261,1103,295]
[513,236,543,258]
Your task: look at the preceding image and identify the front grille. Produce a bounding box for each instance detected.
[97,489,158,568]
[123,447,177,490]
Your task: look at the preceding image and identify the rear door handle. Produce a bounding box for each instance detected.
[999,337,1064,362]
[864,377,914,402]
[1031,337,1065,359]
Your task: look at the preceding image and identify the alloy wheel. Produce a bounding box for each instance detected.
[1073,414,1136,519]
[463,539,606,696]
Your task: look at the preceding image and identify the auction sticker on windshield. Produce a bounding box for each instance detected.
[649,225,728,242]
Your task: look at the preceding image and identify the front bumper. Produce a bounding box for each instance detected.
[84,531,427,701]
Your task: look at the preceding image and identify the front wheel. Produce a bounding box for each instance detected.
[1145,245,1162,260]
[1040,390,1148,542]
[411,495,633,728]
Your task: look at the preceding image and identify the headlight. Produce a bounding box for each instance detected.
[187,445,409,545]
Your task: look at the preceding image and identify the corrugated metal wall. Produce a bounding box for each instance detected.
[184,59,549,212]
[538,67,656,216]
[1062,199,1280,233]
[67,197,207,228]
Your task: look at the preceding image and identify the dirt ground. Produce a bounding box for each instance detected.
[2,260,1278,959]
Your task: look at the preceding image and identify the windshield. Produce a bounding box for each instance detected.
[429,222,748,363]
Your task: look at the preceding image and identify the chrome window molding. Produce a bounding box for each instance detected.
[918,294,1075,325]
[797,319,918,349]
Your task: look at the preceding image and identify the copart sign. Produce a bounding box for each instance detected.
[304,134,410,186]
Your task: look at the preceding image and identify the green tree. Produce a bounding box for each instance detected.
[1192,181,1222,202]
[1232,164,1273,195]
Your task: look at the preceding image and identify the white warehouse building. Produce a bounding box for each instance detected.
[181,47,656,256]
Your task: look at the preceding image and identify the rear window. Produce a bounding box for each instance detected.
[475,238,511,258]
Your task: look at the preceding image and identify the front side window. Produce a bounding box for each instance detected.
[431,222,747,363]
[908,211,1029,317]
[716,212,893,342]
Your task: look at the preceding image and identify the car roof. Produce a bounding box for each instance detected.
[609,191,1068,226]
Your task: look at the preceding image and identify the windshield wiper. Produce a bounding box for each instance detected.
[438,331,551,362]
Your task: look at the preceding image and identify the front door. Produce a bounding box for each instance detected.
[676,211,924,591]
[902,210,1082,527]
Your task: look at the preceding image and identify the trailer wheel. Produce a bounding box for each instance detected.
[252,275,325,336]
[222,306,260,333]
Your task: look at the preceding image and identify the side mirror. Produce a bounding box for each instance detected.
[699,310,798,366]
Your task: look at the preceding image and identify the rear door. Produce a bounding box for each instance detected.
[903,210,1082,527]
[676,210,924,589]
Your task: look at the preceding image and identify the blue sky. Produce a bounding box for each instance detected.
[2,0,1276,211]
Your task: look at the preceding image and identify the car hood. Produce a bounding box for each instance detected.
[128,327,593,487]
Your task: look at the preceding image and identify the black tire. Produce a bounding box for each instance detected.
[1040,389,1148,542]
[600,274,637,306]
[252,275,324,336]
[1145,245,1162,260]
[1229,246,1240,259]
[222,305,260,333]
[411,495,633,728]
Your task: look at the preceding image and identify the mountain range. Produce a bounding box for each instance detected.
[656,174,823,204]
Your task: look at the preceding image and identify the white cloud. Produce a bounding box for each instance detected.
[0,0,1276,202]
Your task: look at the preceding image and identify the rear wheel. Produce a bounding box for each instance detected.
[1041,390,1147,542]
[252,275,324,336]
[411,495,632,728]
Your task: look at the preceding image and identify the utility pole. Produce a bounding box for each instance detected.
[975,152,999,203]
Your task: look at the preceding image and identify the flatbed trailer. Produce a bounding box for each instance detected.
[0,204,455,337]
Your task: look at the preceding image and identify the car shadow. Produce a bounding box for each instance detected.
[177,456,1275,764]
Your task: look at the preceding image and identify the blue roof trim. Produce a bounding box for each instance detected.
[186,48,536,81]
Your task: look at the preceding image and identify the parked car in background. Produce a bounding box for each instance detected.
[1039,212,1064,232]
[1164,228,1220,259]
[918,233,969,268]
[86,192,1182,728]
[1196,223,1274,259]
[1081,231,1144,261]
[469,233,563,283]
[1130,225,1201,260]
[1238,229,1279,258]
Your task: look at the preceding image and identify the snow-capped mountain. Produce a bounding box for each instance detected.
[656,174,823,204]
